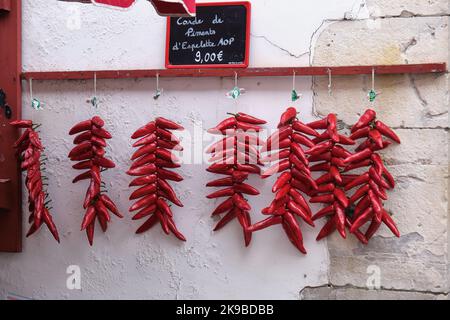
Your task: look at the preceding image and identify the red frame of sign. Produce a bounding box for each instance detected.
[165,1,251,69]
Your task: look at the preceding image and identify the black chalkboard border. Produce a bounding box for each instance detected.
[165,1,251,69]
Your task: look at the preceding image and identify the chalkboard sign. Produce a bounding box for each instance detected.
[165,2,251,68]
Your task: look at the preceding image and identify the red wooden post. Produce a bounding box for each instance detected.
[0,0,22,252]
[0,0,11,13]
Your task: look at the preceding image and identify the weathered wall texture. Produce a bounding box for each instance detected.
[0,0,448,300]
[303,0,449,299]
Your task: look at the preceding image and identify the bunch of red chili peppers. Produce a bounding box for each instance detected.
[68,116,123,245]
[249,107,318,254]
[127,117,186,241]
[305,114,368,244]
[206,112,266,246]
[343,109,401,240]
[11,120,60,242]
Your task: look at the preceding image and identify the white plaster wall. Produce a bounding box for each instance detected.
[0,0,365,300]
[2,0,446,300]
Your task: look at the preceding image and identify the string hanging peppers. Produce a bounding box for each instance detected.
[306,114,368,244]
[11,120,60,242]
[249,107,318,254]
[128,117,186,241]
[206,112,266,247]
[68,116,123,246]
[344,109,401,241]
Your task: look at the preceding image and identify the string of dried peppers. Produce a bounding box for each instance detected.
[306,114,368,244]
[249,107,319,254]
[206,112,266,246]
[68,116,123,245]
[127,117,186,241]
[11,120,60,242]
[344,109,401,241]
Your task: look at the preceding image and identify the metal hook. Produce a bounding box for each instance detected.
[153,73,163,100]
[227,71,245,99]
[327,68,332,96]
[87,72,99,108]
[368,67,378,102]
[291,70,301,102]
[29,78,43,110]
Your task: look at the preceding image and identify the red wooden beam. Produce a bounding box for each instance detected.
[21,63,447,81]
[0,0,22,252]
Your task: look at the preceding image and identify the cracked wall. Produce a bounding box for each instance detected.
[302,0,449,299]
[0,0,448,300]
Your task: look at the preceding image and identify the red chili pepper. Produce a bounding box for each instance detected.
[350,207,373,233]
[309,152,332,163]
[158,179,183,207]
[129,184,157,200]
[131,122,156,139]
[129,194,158,212]
[81,206,96,231]
[305,141,333,155]
[326,114,340,142]
[236,121,263,132]
[291,133,315,148]
[344,173,370,191]
[208,117,236,133]
[316,218,336,241]
[131,143,157,160]
[369,129,384,149]
[73,131,92,145]
[343,148,373,164]
[310,162,331,172]
[213,210,236,232]
[350,126,371,140]
[369,167,391,190]
[278,107,297,127]
[260,149,291,163]
[69,120,92,135]
[307,118,328,130]
[329,166,343,184]
[72,170,92,183]
[127,164,157,176]
[282,213,306,254]
[291,143,309,165]
[136,215,158,234]
[93,156,116,169]
[234,183,260,195]
[207,187,235,199]
[310,194,335,204]
[292,121,320,137]
[334,203,347,238]
[232,194,251,211]
[91,116,104,128]
[129,175,157,187]
[312,205,334,221]
[100,194,123,218]
[349,184,370,204]
[262,138,292,153]
[369,179,388,200]
[156,117,184,130]
[375,121,401,144]
[248,216,282,232]
[343,159,371,172]
[132,205,156,221]
[131,153,157,169]
[231,112,267,125]
[351,109,376,133]
[288,201,314,226]
[68,141,92,158]
[158,139,183,151]
[91,127,112,139]
[10,119,33,128]
[156,128,180,143]
[132,133,157,147]
[333,188,349,208]
[382,210,400,237]
[365,219,382,241]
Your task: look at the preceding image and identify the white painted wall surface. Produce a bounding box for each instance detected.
[0,0,379,299]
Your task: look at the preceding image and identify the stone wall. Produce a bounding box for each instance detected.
[302,0,449,299]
